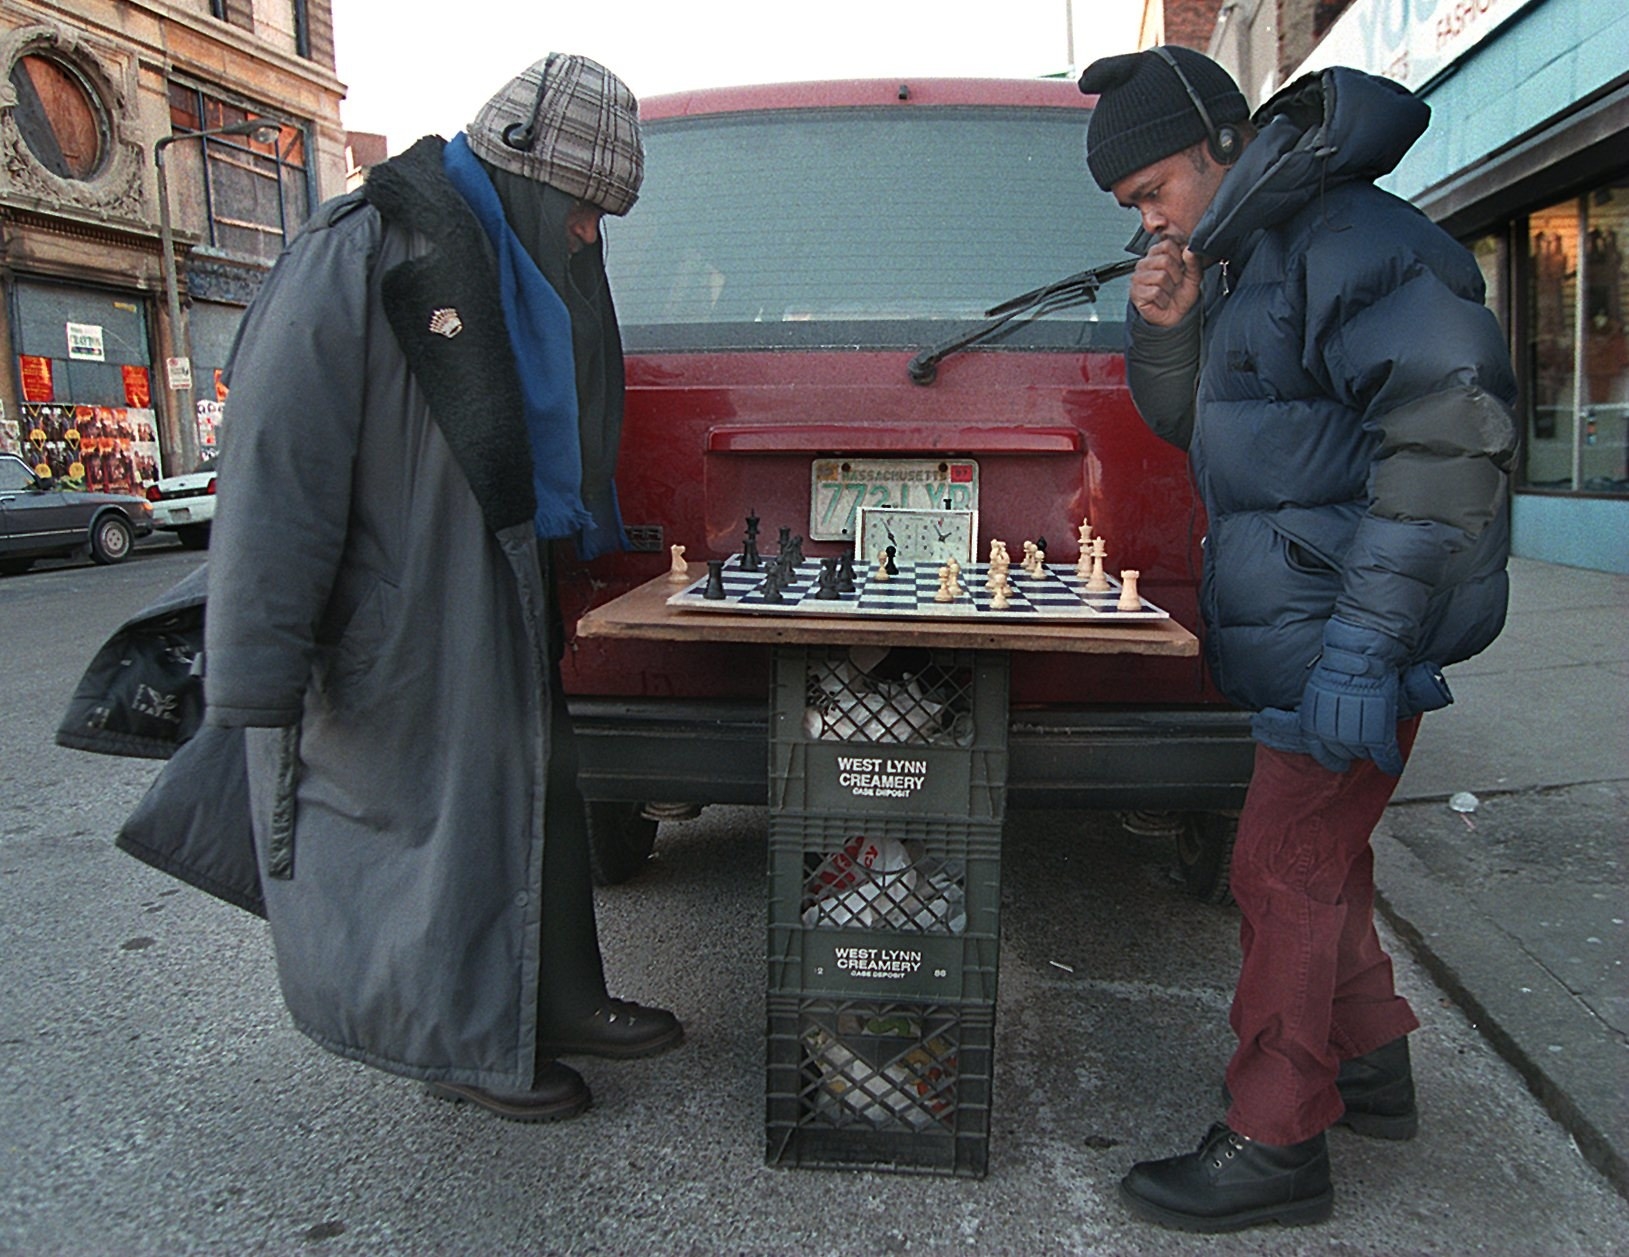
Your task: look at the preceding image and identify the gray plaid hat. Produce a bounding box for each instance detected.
[466,54,643,215]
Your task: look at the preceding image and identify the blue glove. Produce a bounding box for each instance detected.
[1397,661,1453,720]
[1251,706,1310,756]
[1298,618,1406,776]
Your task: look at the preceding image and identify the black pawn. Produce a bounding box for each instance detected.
[884,544,898,576]
[703,559,727,600]
[813,557,841,600]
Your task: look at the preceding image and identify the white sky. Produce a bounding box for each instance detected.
[332,0,1147,155]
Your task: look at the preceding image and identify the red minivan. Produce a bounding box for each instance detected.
[556,77,1252,896]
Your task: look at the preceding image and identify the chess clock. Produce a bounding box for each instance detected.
[855,506,978,567]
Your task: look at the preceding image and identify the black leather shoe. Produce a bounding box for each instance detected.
[537,997,684,1059]
[1120,1124,1333,1233]
[1220,1035,1418,1141]
[1335,1035,1417,1139]
[426,1060,591,1122]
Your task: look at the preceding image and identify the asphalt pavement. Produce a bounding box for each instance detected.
[1,545,1626,1254]
[1374,554,1629,1196]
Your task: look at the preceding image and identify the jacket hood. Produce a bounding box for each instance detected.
[1191,67,1429,264]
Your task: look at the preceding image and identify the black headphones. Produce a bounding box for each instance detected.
[1150,46,1240,167]
[501,56,554,152]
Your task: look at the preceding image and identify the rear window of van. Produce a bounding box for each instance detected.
[606,106,1139,353]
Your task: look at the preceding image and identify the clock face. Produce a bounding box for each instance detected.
[855,507,977,567]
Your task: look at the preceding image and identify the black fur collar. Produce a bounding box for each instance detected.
[363,138,535,534]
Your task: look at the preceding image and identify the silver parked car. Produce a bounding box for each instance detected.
[0,452,155,573]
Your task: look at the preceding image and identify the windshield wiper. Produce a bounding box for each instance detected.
[907,256,1140,385]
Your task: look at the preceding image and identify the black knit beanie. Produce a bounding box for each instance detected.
[1078,46,1249,191]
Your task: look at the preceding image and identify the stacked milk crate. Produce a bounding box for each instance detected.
[764,642,1009,1177]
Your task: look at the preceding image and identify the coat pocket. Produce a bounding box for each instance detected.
[319,576,397,704]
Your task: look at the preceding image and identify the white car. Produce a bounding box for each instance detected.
[145,451,218,549]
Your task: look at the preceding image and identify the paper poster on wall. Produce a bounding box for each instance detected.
[196,398,224,449]
[122,364,152,409]
[19,355,54,403]
[66,322,106,362]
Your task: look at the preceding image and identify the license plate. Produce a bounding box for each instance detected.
[809,458,979,541]
[171,507,191,521]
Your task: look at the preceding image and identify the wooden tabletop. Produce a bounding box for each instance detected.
[576,565,1198,657]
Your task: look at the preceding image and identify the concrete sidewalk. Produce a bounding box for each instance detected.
[1374,555,1629,1195]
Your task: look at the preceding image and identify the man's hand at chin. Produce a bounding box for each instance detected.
[1130,236,1202,327]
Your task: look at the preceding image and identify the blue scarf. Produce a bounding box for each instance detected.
[442,133,594,541]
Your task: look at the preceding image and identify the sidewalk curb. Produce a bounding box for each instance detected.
[1373,826,1629,1199]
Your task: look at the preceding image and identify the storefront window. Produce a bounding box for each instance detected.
[165,83,311,265]
[1520,178,1629,495]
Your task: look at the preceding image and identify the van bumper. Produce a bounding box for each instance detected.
[568,697,1254,812]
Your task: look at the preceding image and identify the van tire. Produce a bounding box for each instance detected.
[586,801,659,886]
[1176,810,1238,906]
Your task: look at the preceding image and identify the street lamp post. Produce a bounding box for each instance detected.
[154,118,279,474]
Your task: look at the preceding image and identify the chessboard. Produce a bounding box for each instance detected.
[666,556,1169,622]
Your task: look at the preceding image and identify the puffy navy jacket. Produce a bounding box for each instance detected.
[1126,68,1518,711]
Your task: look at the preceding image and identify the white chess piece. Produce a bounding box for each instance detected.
[991,584,1010,610]
[875,550,891,582]
[1118,569,1141,611]
[1077,517,1093,548]
[668,543,689,581]
[1087,537,1110,592]
[934,564,955,602]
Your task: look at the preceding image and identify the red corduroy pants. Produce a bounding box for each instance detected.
[1223,717,1423,1145]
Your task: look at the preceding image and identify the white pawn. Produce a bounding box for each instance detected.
[934,564,955,602]
[991,583,1010,610]
[1118,569,1142,611]
[947,557,964,597]
[668,543,689,581]
[875,550,892,582]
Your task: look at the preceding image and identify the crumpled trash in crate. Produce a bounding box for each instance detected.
[802,647,972,745]
[802,833,966,933]
[806,1025,955,1129]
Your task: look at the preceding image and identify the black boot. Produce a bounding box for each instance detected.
[1120,1124,1333,1233]
[1335,1035,1417,1140]
[426,1060,591,1122]
[537,997,684,1059]
[1220,1034,1419,1141]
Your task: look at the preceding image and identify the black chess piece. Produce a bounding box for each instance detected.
[836,551,856,592]
[788,534,805,565]
[741,536,761,571]
[703,559,727,600]
[777,525,792,553]
[759,566,784,604]
[884,544,898,576]
[813,556,841,600]
[745,510,760,541]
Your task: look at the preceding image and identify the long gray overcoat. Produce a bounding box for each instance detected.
[205,139,558,1091]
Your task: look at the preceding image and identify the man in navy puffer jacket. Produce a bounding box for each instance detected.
[1078,47,1517,1233]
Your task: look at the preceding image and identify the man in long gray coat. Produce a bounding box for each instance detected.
[204,54,681,1123]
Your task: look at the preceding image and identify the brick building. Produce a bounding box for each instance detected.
[1,1,346,484]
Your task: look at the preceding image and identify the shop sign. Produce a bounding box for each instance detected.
[1293,0,1540,92]
[66,322,105,361]
[166,356,194,391]
[19,355,54,402]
